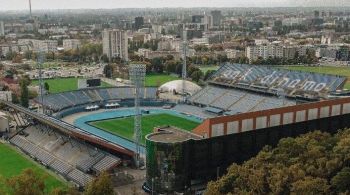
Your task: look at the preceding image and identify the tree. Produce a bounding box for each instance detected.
[190,70,203,82]
[50,187,80,195]
[204,70,216,81]
[12,93,19,104]
[187,65,200,77]
[290,177,330,195]
[24,51,33,60]
[12,54,23,63]
[20,79,30,108]
[101,54,109,63]
[6,169,46,195]
[151,57,163,73]
[44,82,50,92]
[84,171,114,195]
[103,64,114,78]
[205,130,350,194]
[331,167,350,193]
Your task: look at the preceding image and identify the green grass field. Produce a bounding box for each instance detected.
[281,66,350,89]
[145,74,179,87]
[89,113,200,144]
[0,143,66,193]
[31,77,113,93]
[199,66,220,74]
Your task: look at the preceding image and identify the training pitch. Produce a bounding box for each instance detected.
[0,144,66,192]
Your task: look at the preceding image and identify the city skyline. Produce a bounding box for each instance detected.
[1,0,350,10]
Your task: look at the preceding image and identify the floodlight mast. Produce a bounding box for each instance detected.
[182,27,187,103]
[129,64,146,168]
[38,51,46,114]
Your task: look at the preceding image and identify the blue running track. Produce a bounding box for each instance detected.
[74,108,203,154]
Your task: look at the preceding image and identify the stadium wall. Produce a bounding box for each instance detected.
[147,97,350,193]
[193,97,350,138]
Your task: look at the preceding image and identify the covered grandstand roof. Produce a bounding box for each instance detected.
[159,80,201,95]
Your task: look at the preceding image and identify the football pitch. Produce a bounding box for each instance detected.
[145,74,179,87]
[31,77,113,94]
[0,143,66,192]
[89,113,200,144]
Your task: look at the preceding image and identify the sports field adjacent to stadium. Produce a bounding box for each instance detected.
[281,66,350,89]
[0,143,66,192]
[31,77,112,93]
[145,74,179,87]
[89,113,200,144]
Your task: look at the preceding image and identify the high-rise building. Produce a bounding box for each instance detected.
[18,39,57,53]
[63,39,81,50]
[211,10,222,27]
[0,21,4,36]
[134,17,144,30]
[314,10,320,18]
[192,15,204,23]
[246,45,284,63]
[102,29,129,62]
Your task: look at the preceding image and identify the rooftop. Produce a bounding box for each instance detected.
[146,126,202,143]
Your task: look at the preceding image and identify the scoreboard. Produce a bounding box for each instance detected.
[78,78,101,89]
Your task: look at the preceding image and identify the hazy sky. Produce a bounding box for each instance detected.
[0,0,349,10]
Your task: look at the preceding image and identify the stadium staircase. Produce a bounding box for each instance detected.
[93,90,103,101]
[227,93,249,110]
[82,91,93,102]
[208,91,229,107]
[250,97,268,112]
[106,89,112,99]
[60,94,74,105]
[191,86,210,102]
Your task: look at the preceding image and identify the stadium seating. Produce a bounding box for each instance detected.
[211,63,346,93]
[189,85,296,115]
[76,152,105,173]
[35,87,158,112]
[211,90,245,110]
[92,155,121,174]
[50,159,73,175]
[67,169,94,187]
[9,124,122,187]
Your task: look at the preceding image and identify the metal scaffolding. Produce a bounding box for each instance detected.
[129,64,146,168]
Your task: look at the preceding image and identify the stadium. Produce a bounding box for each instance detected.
[2,63,350,193]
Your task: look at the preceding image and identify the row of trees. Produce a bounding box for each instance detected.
[103,56,216,83]
[128,40,159,53]
[0,169,115,195]
[206,129,350,195]
[252,51,318,65]
[1,43,103,64]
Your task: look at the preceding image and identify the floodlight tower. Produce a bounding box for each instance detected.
[129,64,146,168]
[38,51,46,114]
[29,0,32,19]
[182,27,188,103]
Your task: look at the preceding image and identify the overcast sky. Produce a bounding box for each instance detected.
[1,0,349,10]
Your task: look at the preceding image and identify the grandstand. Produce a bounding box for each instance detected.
[185,63,347,116]
[10,123,121,187]
[35,87,158,112]
[188,85,295,115]
[210,63,346,95]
